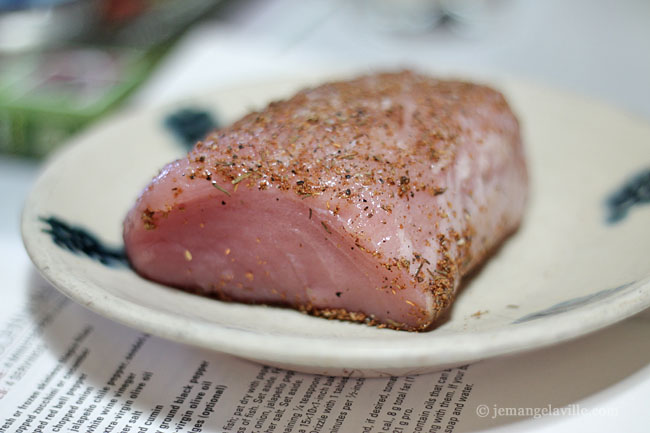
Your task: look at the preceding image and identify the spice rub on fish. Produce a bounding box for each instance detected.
[123,71,528,331]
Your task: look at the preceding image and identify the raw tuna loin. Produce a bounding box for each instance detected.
[123,71,528,331]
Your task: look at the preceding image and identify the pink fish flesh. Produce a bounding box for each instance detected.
[123,71,528,331]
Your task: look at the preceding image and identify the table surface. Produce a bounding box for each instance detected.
[2,0,649,431]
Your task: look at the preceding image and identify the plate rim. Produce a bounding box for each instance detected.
[21,74,650,374]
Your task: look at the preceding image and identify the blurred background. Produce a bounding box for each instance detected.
[1,0,649,158]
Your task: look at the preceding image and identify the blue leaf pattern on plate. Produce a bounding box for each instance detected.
[514,281,636,324]
[605,167,650,223]
[40,216,129,267]
[164,108,218,150]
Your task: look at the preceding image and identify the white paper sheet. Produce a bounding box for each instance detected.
[1,241,648,433]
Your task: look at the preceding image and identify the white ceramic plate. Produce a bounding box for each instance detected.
[22,73,650,377]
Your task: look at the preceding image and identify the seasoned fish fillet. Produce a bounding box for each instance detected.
[123,71,528,331]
